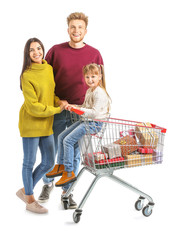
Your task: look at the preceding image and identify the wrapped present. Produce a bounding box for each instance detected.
[138,147,154,154]
[153,150,163,163]
[84,152,108,167]
[95,157,125,169]
[126,154,153,167]
[114,135,138,157]
[101,144,122,159]
[83,153,94,167]
[94,152,108,161]
[135,122,159,149]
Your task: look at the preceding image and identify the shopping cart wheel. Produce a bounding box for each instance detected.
[73,209,82,223]
[135,196,145,211]
[142,205,153,217]
[135,200,143,211]
[61,197,69,210]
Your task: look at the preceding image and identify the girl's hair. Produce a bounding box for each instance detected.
[83,63,111,100]
[20,37,45,90]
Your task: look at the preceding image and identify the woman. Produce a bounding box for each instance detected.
[16,38,64,214]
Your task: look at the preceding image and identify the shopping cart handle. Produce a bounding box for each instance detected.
[71,108,84,115]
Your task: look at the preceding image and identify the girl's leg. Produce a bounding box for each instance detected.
[57,121,81,165]
[55,122,87,187]
[33,135,55,189]
[62,142,80,192]
[22,137,39,196]
[63,122,87,172]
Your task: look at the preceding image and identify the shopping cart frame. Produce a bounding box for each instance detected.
[61,112,166,223]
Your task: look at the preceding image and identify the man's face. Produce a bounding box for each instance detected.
[68,20,87,44]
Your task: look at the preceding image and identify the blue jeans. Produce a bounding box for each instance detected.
[22,135,55,195]
[42,110,80,191]
[57,121,103,173]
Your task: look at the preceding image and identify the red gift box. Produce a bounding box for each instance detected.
[138,147,154,154]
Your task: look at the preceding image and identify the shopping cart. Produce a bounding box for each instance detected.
[62,110,167,223]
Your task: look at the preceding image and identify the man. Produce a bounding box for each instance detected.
[38,12,103,208]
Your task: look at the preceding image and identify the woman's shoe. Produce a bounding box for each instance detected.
[16,189,27,203]
[46,164,65,178]
[55,171,77,187]
[26,201,48,214]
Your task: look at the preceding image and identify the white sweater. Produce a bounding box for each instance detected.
[79,86,111,120]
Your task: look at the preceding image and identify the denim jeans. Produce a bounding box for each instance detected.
[22,135,55,195]
[57,120,103,173]
[42,110,80,191]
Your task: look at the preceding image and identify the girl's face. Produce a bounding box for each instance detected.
[84,71,101,90]
[29,42,43,64]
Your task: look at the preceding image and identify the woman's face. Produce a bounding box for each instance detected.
[29,42,43,64]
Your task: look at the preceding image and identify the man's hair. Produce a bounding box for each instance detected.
[67,12,88,27]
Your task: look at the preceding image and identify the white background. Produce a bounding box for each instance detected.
[1,0,189,239]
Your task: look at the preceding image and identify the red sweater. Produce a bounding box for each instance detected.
[45,42,103,105]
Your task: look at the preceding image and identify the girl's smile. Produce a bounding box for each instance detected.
[84,72,101,90]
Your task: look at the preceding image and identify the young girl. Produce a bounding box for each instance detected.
[46,63,111,190]
[16,38,64,214]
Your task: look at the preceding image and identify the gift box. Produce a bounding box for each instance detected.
[126,154,153,167]
[153,150,163,163]
[135,122,159,149]
[95,157,125,169]
[114,135,138,157]
[84,152,108,167]
[138,147,154,154]
[101,144,122,159]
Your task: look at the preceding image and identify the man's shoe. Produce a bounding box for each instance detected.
[61,194,77,209]
[26,201,48,214]
[68,194,77,209]
[38,183,54,203]
[55,171,77,187]
[46,164,65,178]
[16,189,27,203]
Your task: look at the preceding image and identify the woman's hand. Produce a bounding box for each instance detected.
[58,100,68,112]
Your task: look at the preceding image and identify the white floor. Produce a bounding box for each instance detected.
[6,149,188,239]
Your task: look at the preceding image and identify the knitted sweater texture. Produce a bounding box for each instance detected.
[19,60,61,137]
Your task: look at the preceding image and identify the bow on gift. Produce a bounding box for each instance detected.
[120,140,127,145]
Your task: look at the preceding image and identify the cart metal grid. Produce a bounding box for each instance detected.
[62,113,166,223]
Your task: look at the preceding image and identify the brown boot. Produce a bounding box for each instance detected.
[55,171,77,187]
[46,164,65,178]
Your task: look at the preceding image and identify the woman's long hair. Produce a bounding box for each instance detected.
[20,38,45,90]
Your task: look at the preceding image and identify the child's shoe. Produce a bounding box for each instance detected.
[46,164,65,178]
[55,171,77,187]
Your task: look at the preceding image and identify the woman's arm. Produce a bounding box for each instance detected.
[22,79,61,117]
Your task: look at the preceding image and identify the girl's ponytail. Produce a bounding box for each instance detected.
[99,65,111,101]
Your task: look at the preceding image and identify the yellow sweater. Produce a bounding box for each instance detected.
[19,60,61,137]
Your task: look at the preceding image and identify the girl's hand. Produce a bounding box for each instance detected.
[65,104,78,112]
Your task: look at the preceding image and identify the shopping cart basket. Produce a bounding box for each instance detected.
[62,110,167,223]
